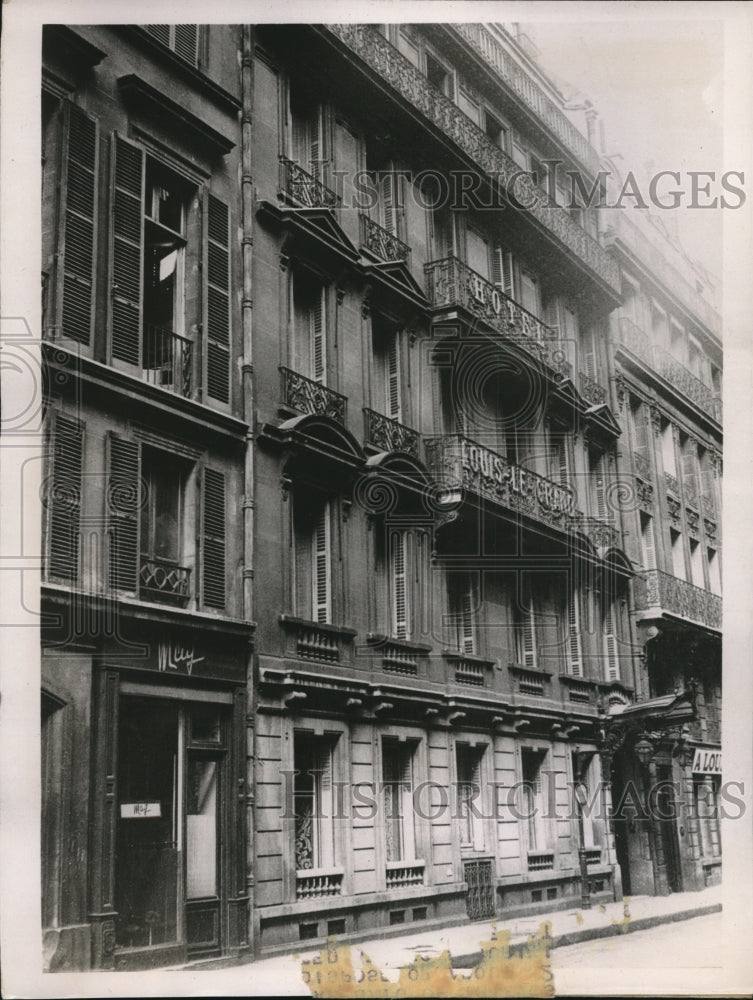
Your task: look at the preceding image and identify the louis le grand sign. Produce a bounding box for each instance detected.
[460,438,575,517]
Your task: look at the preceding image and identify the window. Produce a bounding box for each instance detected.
[110,136,230,404]
[670,528,686,581]
[602,596,619,681]
[397,25,421,67]
[456,743,485,851]
[689,538,704,589]
[448,572,479,655]
[661,419,677,477]
[529,155,550,197]
[466,227,490,280]
[294,497,332,624]
[294,733,337,871]
[640,512,656,570]
[457,86,480,125]
[382,740,418,862]
[44,412,84,583]
[698,445,714,506]
[588,446,608,522]
[688,337,709,384]
[519,268,541,318]
[669,319,685,361]
[630,399,651,461]
[550,431,570,490]
[292,271,327,384]
[139,448,191,605]
[693,776,721,858]
[145,25,200,66]
[651,302,668,352]
[389,528,411,639]
[515,577,537,669]
[425,50,454,99]
[565,589,583,677]
[520,749,551,853]
[428,189,455,258]
[372,313,402,421]
[679,432,698,502]
[484,111,507,151]
[289,86,324,179]
[708,548,721,595]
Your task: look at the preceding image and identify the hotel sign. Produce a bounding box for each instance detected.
[692,748,722,775]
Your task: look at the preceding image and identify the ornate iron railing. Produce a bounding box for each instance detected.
[359,213,411,263]
[139,556,191,605]
[323,25,620,293]
[279,155,340,210]
[634,569,722,631]
[657,348,722,423]
[363,408,420,458]
[634,452,652,481]
[463,859,495,920]
[280,366,347,425]
[452,24,603,177]
[425,256,572,381]
[579,371,608,407]
[386,860,425,888]
[617,316,653,366]
[142,325,193,398]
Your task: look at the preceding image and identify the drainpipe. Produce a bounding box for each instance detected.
[240,22,257,955]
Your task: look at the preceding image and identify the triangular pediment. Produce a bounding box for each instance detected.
[360,258,429,310]
[258,200,361,266]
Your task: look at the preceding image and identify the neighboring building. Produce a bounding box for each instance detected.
[39,19,722,972]
[40,26,254,970]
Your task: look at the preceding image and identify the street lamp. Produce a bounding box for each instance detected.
[634,736,655,768]
[574,779,592,910]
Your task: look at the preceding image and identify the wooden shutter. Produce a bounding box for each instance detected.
[46,413,84,581]
[110,134,144,366]
[145,24,170,46]
[501,251,515,299]
[591,450,607,520]
[459,575,476,655]
[603,601,619,681]
[472,753,485,852]
[311,287,326,384]
[386,335,401,420]
[380,169,397,235]
[106,433,141,593]
[58,103,99,346]
[312,504,331,623]
[518,581,537,669]
[582,329,597,381]
[314,742,334,868]
[567,589,583,677]
[391,529,409,640]
[201,467,226,609]
[204,193,231,404]
[641,514,656,570]
[491,247,503,289]
[174,25,199,65]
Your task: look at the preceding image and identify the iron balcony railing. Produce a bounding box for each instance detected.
[279,155,340,210]
[142,324,193,398]
[424,256,572,381]
[359,213,411,264]
[616,318,722,423]
[425,434,620,550]
[323,24,620,294]
[280,366,347,426]
[139,556,191,606]
[579,371,608,407]
[634,569,722,631]
[452,24,603,177]
[363,408,420,458]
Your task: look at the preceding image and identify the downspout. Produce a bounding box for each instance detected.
[240,23,257,955]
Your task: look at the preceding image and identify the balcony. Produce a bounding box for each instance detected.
[452,24,602,177]
[279,155,340,210]
[634,569,722,632]
[296,868,344,900]
[386,860,425,888]
[363,408,420,458]
[425,256,572,381]
[279,615,357,666]
[323,25,620,294]
[139,556,191,606]
[280,366,347,425]
[616,319,722,423]
[527,851,554,872]
[359,213,411,263]
[142,324,193,398]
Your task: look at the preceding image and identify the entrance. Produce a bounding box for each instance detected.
[114,697,226,958]
[657,765,683,893]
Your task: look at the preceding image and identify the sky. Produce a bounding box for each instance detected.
[518,16,725,284]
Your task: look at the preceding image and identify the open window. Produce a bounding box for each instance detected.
[293,494,333,625]
[456,743,486,852]
[292,270,327,384]
[447,572,479,655]
[294,732,338,871]
[371,313,403,422]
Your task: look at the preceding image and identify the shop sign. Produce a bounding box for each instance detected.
[461,438,574,516]
[103,623,246,685]
[692,748,722,775]
[120,802,161,818]
[158,640,205,676]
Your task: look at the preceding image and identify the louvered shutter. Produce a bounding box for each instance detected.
[552,436,568,487]
[591,450,607,521]
[461,576,476,655]
[174,25,199,65]
[386,336,401,420]
[391,530,409,640]
[311,287,326,384]
[567,589,583,677]
[472,754,485,852]
[204,193,231,405]
[46,413,84,581]
[145,25,170,46]
[634,403,650,457]
[491,247,503,289]
[519,584,537,669]
[315,743,334,868]
[380,169,397,235]
[58,104,99,346]
[106,434,141,593]
[312,504,331,623]
[603,601,619,681]
[400,751,416,860]
[641,515,656,570]
[201,467,226,609]
[110,135,144,366]
[309,107,323,179]
[682,437,698,499]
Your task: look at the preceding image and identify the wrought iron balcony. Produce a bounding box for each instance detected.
[359,213,411,263]
[634,569,722,631]
[579,371,608,407]
[280,366,347,425]
[279,155,340,210]
[363,408,420,458]
[142,324,193,398]
[617,317,654,366]
[452,24,603,177]
[425,256,572,381]
[323,25,620,294]
[139,556,191,606]
[656,348,722,423]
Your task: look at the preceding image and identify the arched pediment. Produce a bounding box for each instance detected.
[278,413,365,464]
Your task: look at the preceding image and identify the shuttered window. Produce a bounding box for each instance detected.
[45,413,84,582]
[293,273,327,384]
[640,512,656,570]
[379,167,400,236]
[603,599,619,681]
[312,504,331,624]
[389,529,411,640]
[106,434,142,593]
[294,733,336,871]
[145,25,200,66]
[567,589,583,677]
[516,578,537,669]
[204,194,231,404]
[589,447,608,521]
[110,135,144,365]
[492,247,514,299]
[201,468,226,609]
[290,90,324,178]
[57,103,99,346]
[456,743,485,851]
[449,573,477,655]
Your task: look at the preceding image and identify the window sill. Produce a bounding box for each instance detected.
[279,615,357,639]
[366,633,433,654]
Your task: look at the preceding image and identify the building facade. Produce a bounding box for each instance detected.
[40,20,722,970]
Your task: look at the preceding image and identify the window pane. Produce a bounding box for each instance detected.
[186,758,218,898]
